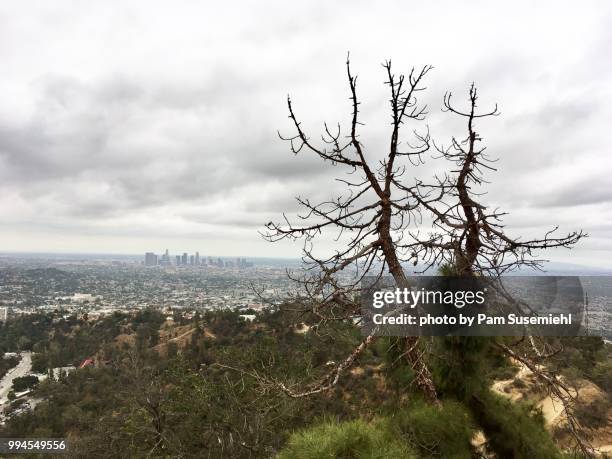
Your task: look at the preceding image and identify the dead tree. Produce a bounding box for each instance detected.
[403,84,585,276]
[265,60,590,453]
[264,57,438,402]
[401,86,592,455]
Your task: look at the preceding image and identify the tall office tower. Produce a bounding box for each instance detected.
[207,257,213,266]
[217,257,223,267]
[145,252,158,266]
[0,307,7,322]
[195,252,200,265]
[182,253,188,265]
[175,255,181,265]
[189,255,195,265]
[160,249,170,265]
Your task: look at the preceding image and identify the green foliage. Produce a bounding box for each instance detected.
[4,366,123,451]
[0,308,166,371]
[391,399,474,458]
[1,307,607,458]
[1,309,385,457]
[378,337,416,395]
[278,418,416,459]
[437,263,459,276]
[592,358,612,393]
[0,353,20,379]
[31,353,48,373]
[573,396,611,429]
[472,390,561,459]
[12,375,39,392]
[280,399,475,459]
[430,336,492,400]
[520,335,612,438]
[483,341,520,381]
[0,313,56,352]
[542,337,608,388]
[425,335,564,458]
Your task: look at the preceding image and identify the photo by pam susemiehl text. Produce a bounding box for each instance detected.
[360,276,608,337]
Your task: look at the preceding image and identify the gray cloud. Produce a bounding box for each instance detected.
[537,175,612,207]
[0,0,610,265]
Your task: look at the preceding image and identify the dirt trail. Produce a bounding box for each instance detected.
[537,392,566,426]
[491,364,531,402]
[492,360,612,456]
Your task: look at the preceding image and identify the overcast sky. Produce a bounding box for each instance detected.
[0,1,611,267]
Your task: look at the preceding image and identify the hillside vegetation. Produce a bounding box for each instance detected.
[1,308,610,457]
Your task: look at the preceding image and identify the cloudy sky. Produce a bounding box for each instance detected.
[0,1,611,267]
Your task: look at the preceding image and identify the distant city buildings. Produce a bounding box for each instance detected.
[160,249,171,266]
[0,255,299,322]
[144,252,158,266]
[143,250,253,269]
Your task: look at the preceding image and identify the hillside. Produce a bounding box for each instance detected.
[1,309,611,457]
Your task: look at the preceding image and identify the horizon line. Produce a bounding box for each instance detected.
[1,250,611,272]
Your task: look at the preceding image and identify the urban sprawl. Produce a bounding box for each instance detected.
[0,251,299,324]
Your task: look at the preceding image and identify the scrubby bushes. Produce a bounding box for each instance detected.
[592,359,612,394]
[11,375,39,392]
[278,418,415,459]
[574,396,611,429]
[391,400,474,458]
[279,400,475,459]
[471,391,561,459]
[0,353,20,379]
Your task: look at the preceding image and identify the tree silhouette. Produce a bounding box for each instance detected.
[265,57,438,401]
[265,57,592,455]
[404,84,585,276]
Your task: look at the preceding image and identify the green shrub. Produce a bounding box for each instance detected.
[574,397,610,429]
[391,399,475,459]
[430,336,492,400]
[487,361,519,381]
[472,391,561,459]
[278,418,416,459]
[12,375,39,392]
[592,360,612,394]
[279,400,476,459]
[560,366,583,385]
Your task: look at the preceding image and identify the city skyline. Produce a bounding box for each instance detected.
[144,249,251,268]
